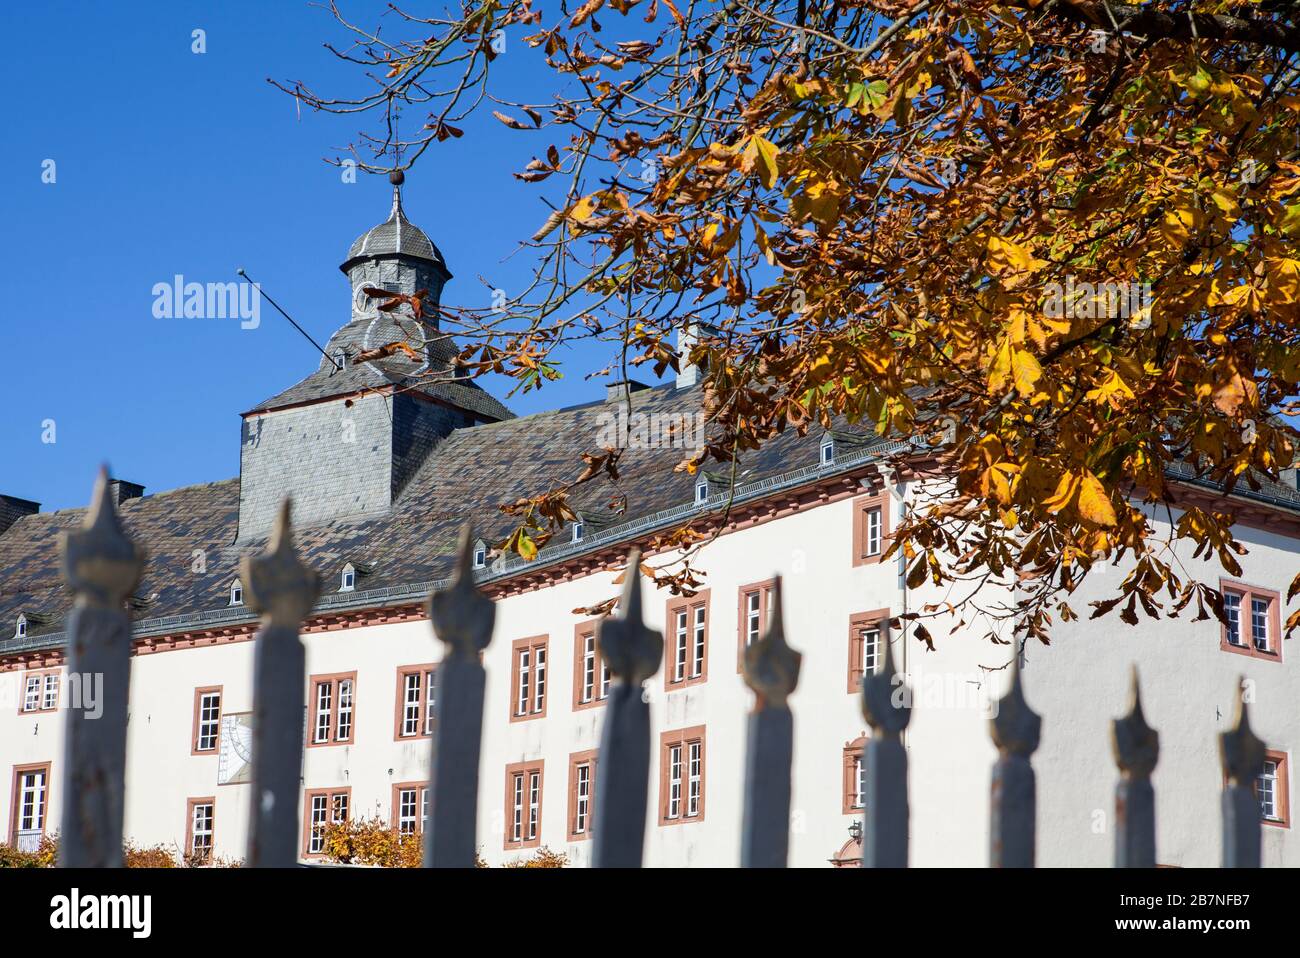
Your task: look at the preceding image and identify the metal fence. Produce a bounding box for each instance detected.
[48,471,1269,867]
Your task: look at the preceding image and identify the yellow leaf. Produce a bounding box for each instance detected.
[1210,188,1240,218]
[1011,348,1043,398]
[987,341,1012,392]
[1043,472,1080,514]
[517,532,538,561]
[743,135,779,189]
[1077,472,1117,527]
[754,225,776,265]
[1160,208,1197,244]
[986,236,1044,275]
[569,195,597,223]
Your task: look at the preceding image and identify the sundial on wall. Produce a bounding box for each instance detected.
[217,712,254,786]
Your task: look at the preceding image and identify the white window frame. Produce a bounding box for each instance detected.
[668,745,683,820]
[695,479,709,505]
[527,771,540,840]
[425,669,437,735]
[865,506,883,557]
[41,673,57,711]
[196,690,221,751]
[533,648,546,714]
[402,672,422,737]
[230,580,243,606]
[15,615,27,639]
[574,762,592,835]
[861,625,881,677]
[572,521,584,543]
[340,565,356,593]
[581,633,597,704]
[674,609,688,682]
[308,794,329,854]
[17,769,47,833]
[313,681,333,744]
[511,773,524,842]
[820,437,834,465]
[746,590,762,648]
[516,648,531,716]
[397,787,421,835]
[189,802,214,859]
[22,675,41,713]
[1251,596,1270,652]
[336,679,354,741]
[473,540,487,569]
[687,741,702,818]
[1224,591,1244,647]
[692,605,706,679]
[1259,759,1280,822]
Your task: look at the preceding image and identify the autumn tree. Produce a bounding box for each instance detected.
[277,1,1300,644]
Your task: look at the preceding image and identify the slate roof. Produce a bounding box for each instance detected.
[5,377,1300,654]
[0,382,857,649]
[246,312,513,422]
[341,186,448,272]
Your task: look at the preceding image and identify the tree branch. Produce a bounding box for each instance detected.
[999,0,1300,54]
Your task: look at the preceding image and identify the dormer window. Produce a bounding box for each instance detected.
[333,349,348,371]
[695,478,709,505]
[821,435,835,465]
[230,580,244,607]
[15,615,27,639]
[473,540,487,570]
[572,522,584,544]
[340,564,357,593]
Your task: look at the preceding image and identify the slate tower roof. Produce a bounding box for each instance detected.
[233,177,514,542]
[341,179,448,271]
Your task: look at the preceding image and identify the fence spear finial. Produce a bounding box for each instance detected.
[241,500,320,627]
[62,465,144,609]
[862,630,909,737]
[991,645,1041,756]
[598,549,663,685]
[429,524,494,660]
[1113,665,1158,778]
[1220,676,1265,868]
[1220,682,1266,786]
[743,577,801,708]
[1112,665,1158,867]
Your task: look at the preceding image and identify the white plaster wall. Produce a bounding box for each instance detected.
[3,489,1297,868]
[1027,505,1299,868]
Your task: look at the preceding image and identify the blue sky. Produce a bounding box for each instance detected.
[1,0,642,511]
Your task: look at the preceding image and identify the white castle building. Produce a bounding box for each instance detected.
[1,184,1295,867]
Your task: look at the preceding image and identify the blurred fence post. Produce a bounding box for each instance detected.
[860,637,911,867]
[741,578,801,867]
[592,550,663,868]
[989,653,1040,868]
[424,527,495,868]
[57,468,145,867]
[242,501,319,867]
[1112,667,1158,868]
[1220,684,1264,868]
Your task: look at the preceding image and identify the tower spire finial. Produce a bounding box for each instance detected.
[389,168,405,218]
[389,104,405,218]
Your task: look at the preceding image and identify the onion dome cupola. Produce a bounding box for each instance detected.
[339,170,452,327]
[236,174,512,544]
